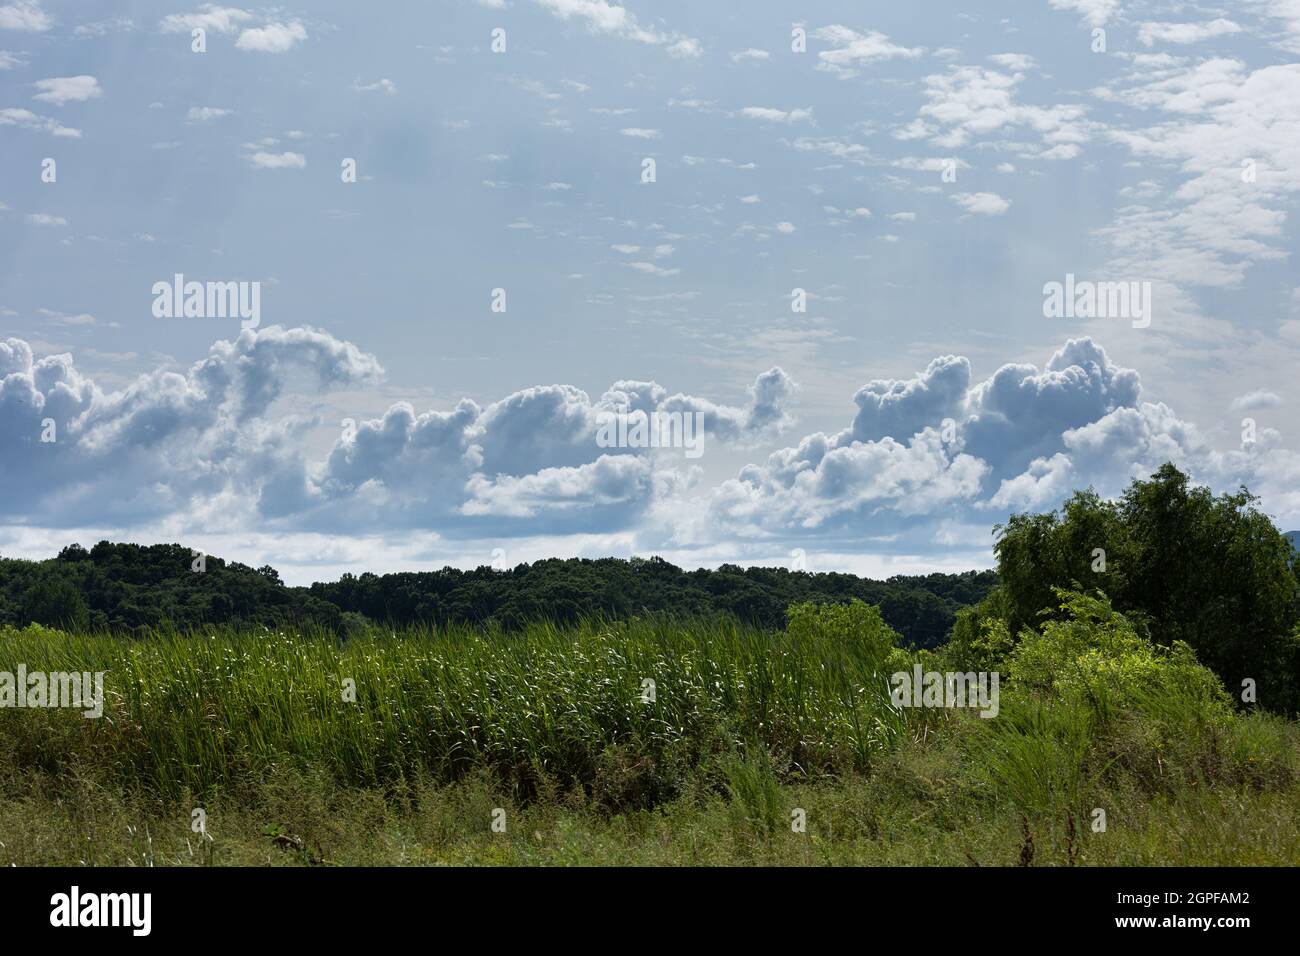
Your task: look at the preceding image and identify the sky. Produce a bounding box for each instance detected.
[2,0,1299,585]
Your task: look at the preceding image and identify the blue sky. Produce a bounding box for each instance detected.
[3,0,1300,583]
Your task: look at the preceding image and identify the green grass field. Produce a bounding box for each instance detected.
[2,600,1298,866]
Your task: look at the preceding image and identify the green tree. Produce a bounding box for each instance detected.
[993,464,1300,712]
[22,572,90,630]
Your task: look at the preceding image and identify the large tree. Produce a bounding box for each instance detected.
[993,463,1300,712]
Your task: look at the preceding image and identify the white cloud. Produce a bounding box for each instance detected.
[619,127,660,139]
[950,192,1011,215]
[0,1,51,31]
[0,107,79,137]
[1137,19,1242,47]
[1047,0,1119,28]
[187,106,233,122]
[73,17,134,37]
[1094,60,1300,303]
[26,212,66,225]
[236,19,306,53]
[36,308,94,325]
[812,25,923,78]
[246,151,306,169]
[989,53,1036,70]
[1257,1,1300,54]
[0,328,383,526]
[32,76,101,106]
[535,0,701,57]
[1231,390,1282,411]
[354,78,397,95]
[312,362,794,530]
[912,64,1089,157]
[3,329,1299,560]
[701,338,1153,541]
[731,48,769,62]
[159,5,253,35]
[740,106,814,124]
[627,261,680,276]
[666,37,702,58]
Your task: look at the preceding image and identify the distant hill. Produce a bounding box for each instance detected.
[0,542,997,648]
[1287,531,1300,552]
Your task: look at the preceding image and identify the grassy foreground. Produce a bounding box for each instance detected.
[2,598,1299,866]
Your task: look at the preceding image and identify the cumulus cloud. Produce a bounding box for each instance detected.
[700,338,1154,543]
[988,53,1036,71]
[463,455,654,520]
[159,5,254,35]
[311,364,796,531]
[4,330,1299,560]
[812,25,922,78]
[846,355,971,444]
[235,19,306,53]
[710,428,989,536]
[950,191,1011,215]
[0,329,797,537]
[986,453,1074,510]
[962,338,1141,478]
[909,63,1089,156]
[535,0,701,57]
[32,76,101,106]
[0,328,382,526]
[1231,390,1282,411]
[1047,0,1119,28]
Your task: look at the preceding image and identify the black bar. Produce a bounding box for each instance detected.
[0,866,1281,941]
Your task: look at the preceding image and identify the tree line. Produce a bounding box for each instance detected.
[0,542,995,648]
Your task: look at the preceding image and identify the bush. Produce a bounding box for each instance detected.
[1006,588,1232,720]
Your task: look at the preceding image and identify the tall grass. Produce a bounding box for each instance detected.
[0,618,904,801]
[3,610,1300,865]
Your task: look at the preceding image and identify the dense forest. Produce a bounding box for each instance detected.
[0,542,995,648]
